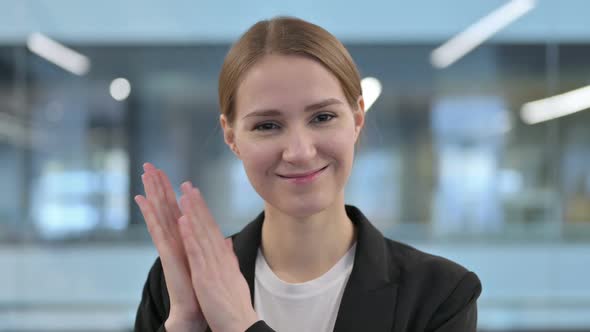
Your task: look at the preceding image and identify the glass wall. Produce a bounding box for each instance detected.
[3,44,588,242]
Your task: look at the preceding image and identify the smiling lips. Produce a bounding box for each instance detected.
[277,165,329,184]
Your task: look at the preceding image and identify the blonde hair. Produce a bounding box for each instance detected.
[218,16,362,125]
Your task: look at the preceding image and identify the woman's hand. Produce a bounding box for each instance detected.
[178,182,259,332]
[134,163,206,330]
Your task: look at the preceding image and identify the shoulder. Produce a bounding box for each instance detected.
[384,238,479,288]
[382,238,482,326]
[349,204,481,306]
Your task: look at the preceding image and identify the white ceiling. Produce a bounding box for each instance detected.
[1,0,589,44]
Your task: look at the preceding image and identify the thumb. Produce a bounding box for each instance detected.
[224,238,238,265]
[224,238,234,251]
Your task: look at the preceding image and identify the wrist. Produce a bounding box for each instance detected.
[164,317,207,332]
[234,310,260,332]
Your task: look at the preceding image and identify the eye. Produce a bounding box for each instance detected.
[253,122,280,131]
[312,113,336,123]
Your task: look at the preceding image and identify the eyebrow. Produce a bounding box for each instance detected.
[242,98,344,119]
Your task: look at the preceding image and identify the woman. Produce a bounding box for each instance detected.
[134,16,482,332]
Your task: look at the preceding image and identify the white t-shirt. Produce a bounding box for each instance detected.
[253,243,356,332]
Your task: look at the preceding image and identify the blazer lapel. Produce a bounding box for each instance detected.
[232,210,266,305]
[224,205,398,332]
[332,206,398,332]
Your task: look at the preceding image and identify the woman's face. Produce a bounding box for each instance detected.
[221,54,364,218]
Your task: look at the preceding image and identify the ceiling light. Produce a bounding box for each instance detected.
[521,85,590,124]
[26,32,90,75]
[430,0,536,69]
[110,78,131,101]
[361,77,382,112]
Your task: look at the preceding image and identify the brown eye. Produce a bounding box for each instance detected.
[254,123,280,131]
[312,113,336,123]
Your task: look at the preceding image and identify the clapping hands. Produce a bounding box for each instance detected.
[135,163,259,332]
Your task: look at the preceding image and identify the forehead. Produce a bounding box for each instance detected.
[235,54,345,117]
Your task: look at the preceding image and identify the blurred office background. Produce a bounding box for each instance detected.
[1,0,589,331]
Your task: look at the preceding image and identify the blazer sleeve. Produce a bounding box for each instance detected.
[425,271,482,332]
[245,320,276,332]
[134,258,169,332]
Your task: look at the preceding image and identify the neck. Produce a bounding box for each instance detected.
[260,200,357,283]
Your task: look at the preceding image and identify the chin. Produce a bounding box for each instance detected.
[273,193,335,219]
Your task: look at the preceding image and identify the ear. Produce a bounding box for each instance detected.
[220,114,241,159]
[353,96,365,142]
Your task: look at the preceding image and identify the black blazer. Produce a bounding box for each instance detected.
[135,205,482,332]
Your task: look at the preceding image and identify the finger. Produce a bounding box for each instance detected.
[178,194,211,254]
[143,163,163,202]
[178,215,207,278]
[138,195,198,310]
[183,183,224,242]
[142,172,167,224]
[148,170,168,207]
[143,167,177,235]
[136,194,193,277]
[179,183,205,234]
[191,187,228,258]
[143,162,157,173]
[135,195,172,252]
[179,190,227,271]
[157,169,182,220]
[151,168,179,229]
[180,184,226,256]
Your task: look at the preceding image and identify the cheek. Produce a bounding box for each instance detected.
[237,140,277,174]
[323,128,357,161]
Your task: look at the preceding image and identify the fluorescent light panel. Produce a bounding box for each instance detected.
[27,32,90,75]
[431,0,536,69]
[521,85,590,124]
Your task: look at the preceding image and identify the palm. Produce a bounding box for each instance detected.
[135,163,204,323]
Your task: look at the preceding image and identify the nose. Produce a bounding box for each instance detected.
[281,127,317,164]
